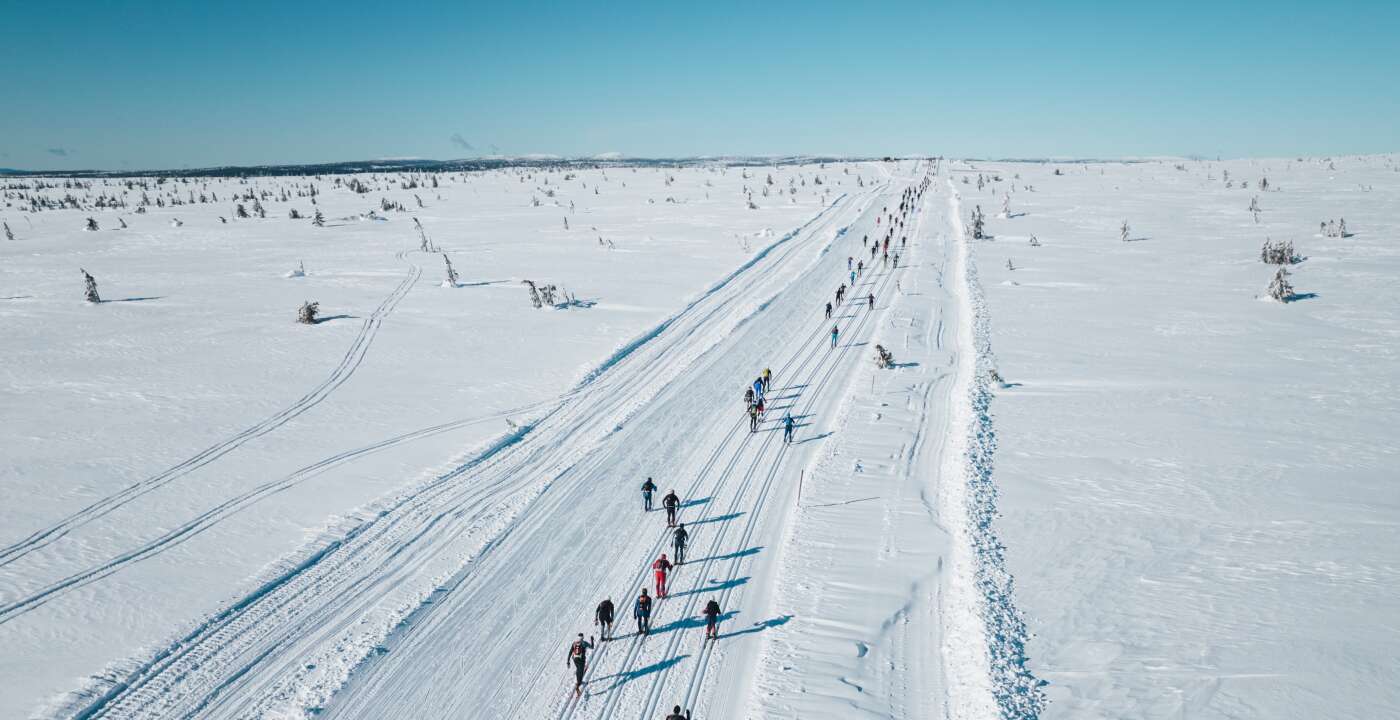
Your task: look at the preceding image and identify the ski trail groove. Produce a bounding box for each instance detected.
[0,259,422,570]
[65,192,867,720]
[573,186,908,720]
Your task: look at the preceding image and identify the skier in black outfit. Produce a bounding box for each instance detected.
[662,490,680,527]
[641,477,657,512]
[634,589,653,635]
[868,292,874,310]
[748,403,760,432]
[673,523,689,565]
[567,633,595,696]
[595,597,615,640]
[666,707,691,720]
[703,598,723,639]
[825,301,832,319]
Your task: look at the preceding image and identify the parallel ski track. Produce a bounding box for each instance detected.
[70,189,872,720]
[628,224,907,720]
[536,253,840,720]
[0,394,563,623]
[561,182,913,720]
[676,173,934,717]
[0,256,423,572]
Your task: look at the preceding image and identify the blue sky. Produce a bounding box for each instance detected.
[2,0,1396,170]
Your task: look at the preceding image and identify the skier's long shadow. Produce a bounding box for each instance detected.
[103,296,165,303]
[690,512,743,526]
[670,575,749,599]
[598,654,690,689]
[688,546,762,564]
[717,614,792,640]
[679,496,711,510]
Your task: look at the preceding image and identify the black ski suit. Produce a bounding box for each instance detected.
[662,492,680,527]
[703,599,722,638]
[595,599,615,639]
[673,526,689,565]
[641,478,657,511]
[567,637,594,689]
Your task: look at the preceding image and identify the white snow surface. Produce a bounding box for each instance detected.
[3,154,1398,720]
[953,155,1400,719]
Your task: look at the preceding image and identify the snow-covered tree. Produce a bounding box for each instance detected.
[1029,234,1041,247]
[522,280,543,308]
[874,344,894,369]
[297,301,319,324]
[442,253,459,287]
[85,217,99,231]
[1265,267,1295,302]
[1120,220,1130,242]
[4,222,15,241]
[1260,238,1300,265]
[313,209,325,227]
[81,268,100,303]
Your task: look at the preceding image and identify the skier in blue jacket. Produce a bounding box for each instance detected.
[634,588,653,635]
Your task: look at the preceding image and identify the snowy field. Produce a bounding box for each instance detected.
[2,155,1397,720]
[955,155,1400,719]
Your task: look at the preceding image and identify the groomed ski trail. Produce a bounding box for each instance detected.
[319,176,915,720]
[61,180,884,720]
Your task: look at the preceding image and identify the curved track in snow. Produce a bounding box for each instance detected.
[0,257,423,574]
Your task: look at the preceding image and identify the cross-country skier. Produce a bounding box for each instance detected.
[653,554,673,597]
[673,523,689,565]
[848,256,853,270]
[782,413,795,444]
[850,270,856,286]
[825,301,832,319]
[641,477,657,512]
[595,597,615,640]
[703,598,722,639]
[831,324,839,348]
[752,376,764,402]
[762,368,772,393]
[662,490,680,527]
[567,633,595,696]
[868,293,874,310]
[749,403,760,432]
[635,589,652,635]
[666,706,692,720]
[744,386,754,409]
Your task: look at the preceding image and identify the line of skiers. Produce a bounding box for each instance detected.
[567,173,937,706]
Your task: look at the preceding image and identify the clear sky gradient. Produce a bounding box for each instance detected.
[2,0,1396,171]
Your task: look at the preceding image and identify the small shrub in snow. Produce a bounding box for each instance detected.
[313,209,325,227]
[1028,234,1041,247]
[1120,220,1130,242]
[874,344,894,369]
[85,217,99,231]
[5,222,15,241]
[81,268,100,303]
[297,301,319,324]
